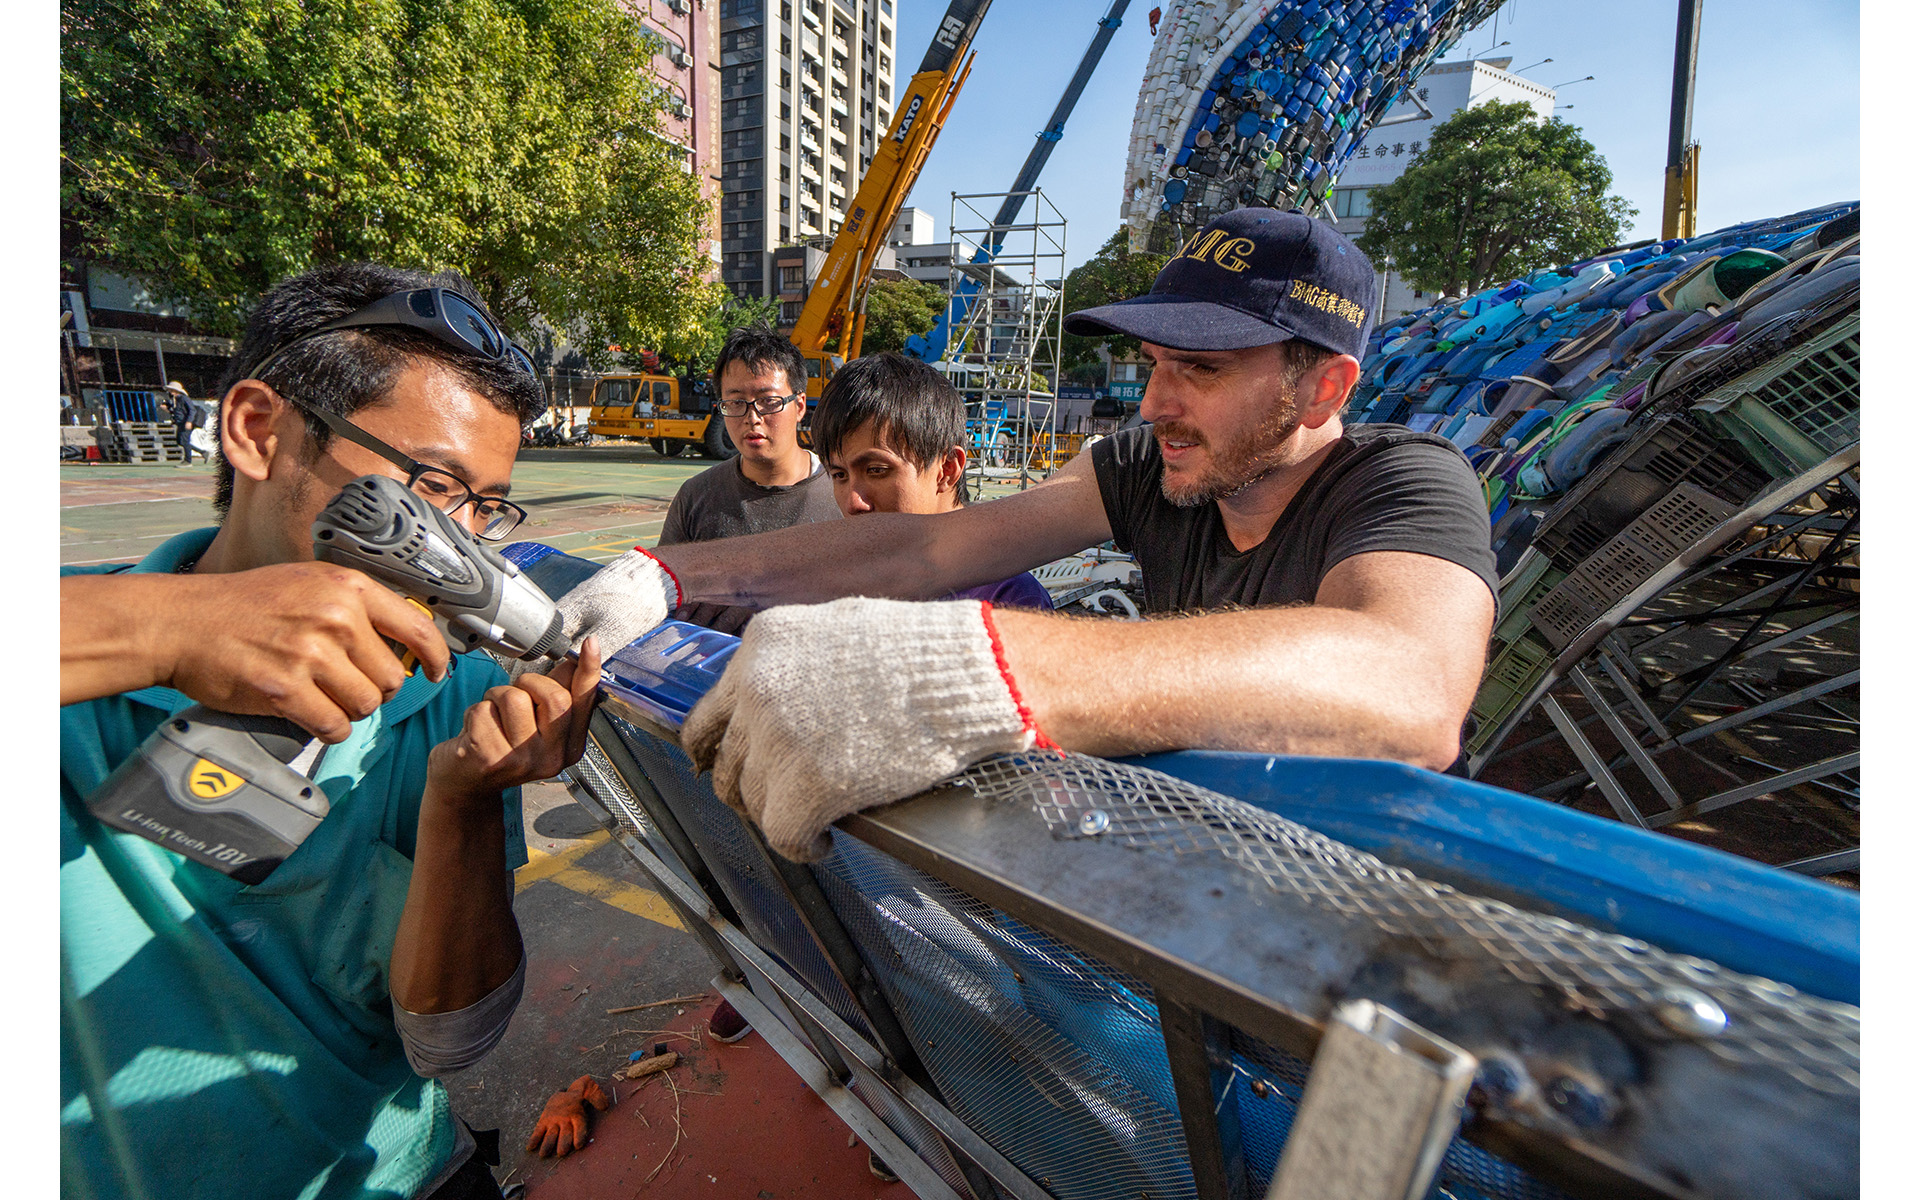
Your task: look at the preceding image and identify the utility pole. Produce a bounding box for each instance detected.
[1661,0,1703,239]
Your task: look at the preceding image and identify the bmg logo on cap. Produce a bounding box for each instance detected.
[1063,206,1378,358]
[1173,229,1258,273]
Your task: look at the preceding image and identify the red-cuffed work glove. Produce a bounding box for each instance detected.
[683,597,1048,862]
[526,1074,611,1157]
[553,548,679,657]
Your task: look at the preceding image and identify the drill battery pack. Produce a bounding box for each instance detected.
[85,707,331,885]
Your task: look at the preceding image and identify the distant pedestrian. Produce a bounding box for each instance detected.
[165,381,202,465]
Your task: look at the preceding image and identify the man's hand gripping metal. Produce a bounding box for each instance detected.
[682,597,1051,862]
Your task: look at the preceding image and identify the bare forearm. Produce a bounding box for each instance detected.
[994,607,1475,769]
[389,787,523,1013]
[653,512,946,607]
[651,463,1111,609]
[62,575,172,704]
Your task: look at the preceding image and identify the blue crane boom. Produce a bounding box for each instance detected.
[905,0,1131,363]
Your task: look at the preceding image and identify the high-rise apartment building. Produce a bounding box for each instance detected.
[632,0,723,278]
[716,0,899,299]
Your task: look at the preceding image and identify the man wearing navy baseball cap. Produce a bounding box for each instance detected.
[555,208,1499,862]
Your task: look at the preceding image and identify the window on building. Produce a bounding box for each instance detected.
[829,219,841,235]
[1332,188,1374,219]
[780,194,790,210]
[780,265,804,289]
[780,132,791,150]
[779,165,790,182]
[880,23,890,44]
[781,69,791,89]
[878,82,889,102]
[879,52,889,72]
[781,2,791,20]
[780,102,790,120]
[781,34,791,54]
[781,300,804,323]
[780,224,791,241]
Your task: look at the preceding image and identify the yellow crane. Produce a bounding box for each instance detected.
[589,0,992,456]
[788,0,992,395]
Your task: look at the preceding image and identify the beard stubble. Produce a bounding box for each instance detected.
[1155,382,1301,508]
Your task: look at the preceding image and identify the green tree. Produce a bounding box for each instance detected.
[661,292,784,378]
[1356,100,1635,297]
[62,0,723,368]
[857,277,947,355]
[1061,227,1169,374]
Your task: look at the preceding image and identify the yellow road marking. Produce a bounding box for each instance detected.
[517,830,685,930]
[517,830,609,886]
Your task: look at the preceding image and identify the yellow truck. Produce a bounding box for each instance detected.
[585,373,734,459]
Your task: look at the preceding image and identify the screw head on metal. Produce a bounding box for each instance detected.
[1079,809,1112,836]
[1545,1076,1611,1129]
[1654,988,1728,1037]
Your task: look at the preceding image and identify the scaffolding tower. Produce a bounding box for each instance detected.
[938,189,1066,493]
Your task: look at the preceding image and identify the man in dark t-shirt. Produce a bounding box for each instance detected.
[1093,420,1496,611]
[557,208,1499,862]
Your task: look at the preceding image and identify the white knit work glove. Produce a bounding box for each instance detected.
[508,548,679,679]
[683,596,1050,862]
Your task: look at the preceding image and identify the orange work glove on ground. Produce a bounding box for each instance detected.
[526,1075,611,1157]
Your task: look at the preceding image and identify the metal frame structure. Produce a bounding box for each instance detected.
[554,688,1857,1200]
[940,188,1067,493]
[1467,447,1859,869]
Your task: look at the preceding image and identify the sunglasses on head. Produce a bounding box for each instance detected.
[245,287,542,402]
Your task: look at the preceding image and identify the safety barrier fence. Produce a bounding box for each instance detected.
[510,547,1859,1200]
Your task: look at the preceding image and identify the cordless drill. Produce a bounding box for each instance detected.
[84,475,572,884]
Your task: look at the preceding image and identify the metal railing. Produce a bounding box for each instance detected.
[557,688,1859,1200]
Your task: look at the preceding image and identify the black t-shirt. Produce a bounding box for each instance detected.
[1090,423,1497,613]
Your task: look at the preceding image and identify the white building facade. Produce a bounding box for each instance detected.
[1326,56,1556,319]
[717,0,899,298]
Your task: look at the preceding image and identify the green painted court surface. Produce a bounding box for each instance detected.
[61,444,1038,567]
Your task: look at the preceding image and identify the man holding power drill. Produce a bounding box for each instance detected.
[60,265,599,1200]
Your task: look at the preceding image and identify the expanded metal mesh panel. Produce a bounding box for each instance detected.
[814,836,1198,1200]
[957,753,1860,1095]
[607,715,877,1046]
[845,1055,977,1199]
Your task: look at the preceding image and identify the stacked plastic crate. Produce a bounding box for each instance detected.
[1341,203,1860,754]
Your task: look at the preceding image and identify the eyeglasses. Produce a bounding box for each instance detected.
[717,393,804,418]
[247,288,543,402]
[282,392,529,541]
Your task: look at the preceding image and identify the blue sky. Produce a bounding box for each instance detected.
[895,0,1861,272]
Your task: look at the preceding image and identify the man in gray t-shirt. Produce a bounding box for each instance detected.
[655,324,839,632]
[656,450,839,546]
